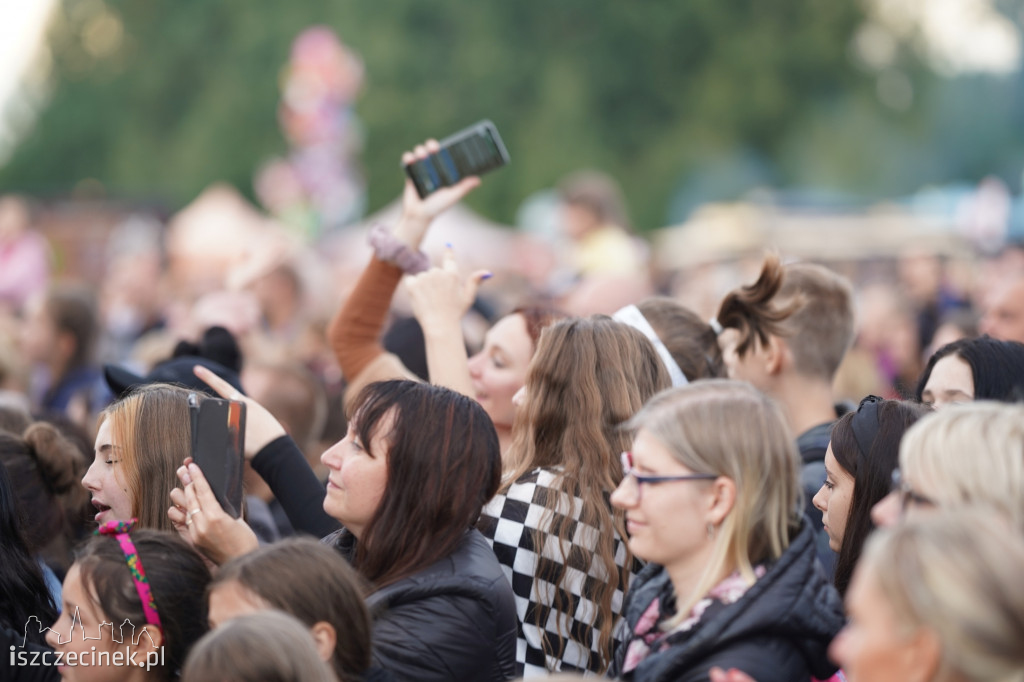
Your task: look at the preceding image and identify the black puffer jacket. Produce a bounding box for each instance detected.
[325,527,518,682]
[610,519,845,682]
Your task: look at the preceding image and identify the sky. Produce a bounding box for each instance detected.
[0,0,56,164]
[868,0,1022,75]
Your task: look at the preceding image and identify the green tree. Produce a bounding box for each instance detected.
[0,0,877,229]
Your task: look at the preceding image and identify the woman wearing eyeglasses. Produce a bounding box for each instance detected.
[871,401,1024,530]
[810,396,928,597]
[609,380,845,682]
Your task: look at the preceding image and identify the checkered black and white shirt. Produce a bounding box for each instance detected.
[477,467,642,677]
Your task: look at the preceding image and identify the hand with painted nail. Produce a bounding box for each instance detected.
[406,245,492,329]
[168,459,258,565]
[405,246,491,398]
[395,139,481,249]
[192,365,287,460]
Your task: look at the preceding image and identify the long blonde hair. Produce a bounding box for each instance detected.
[899,401,1024,532]
[627,380,801,625]
[505,316,670,672]
[102,384,194,531]
[861,510,1024,682]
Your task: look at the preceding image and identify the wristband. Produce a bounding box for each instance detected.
[369,223,430,275]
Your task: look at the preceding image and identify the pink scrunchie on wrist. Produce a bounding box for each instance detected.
[368,223,430,275]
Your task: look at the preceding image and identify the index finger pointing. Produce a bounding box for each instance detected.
[442,245,458,273]
[193,365,238,400]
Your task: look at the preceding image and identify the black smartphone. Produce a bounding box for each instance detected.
[188,394,246,519]
[403,120,510,198]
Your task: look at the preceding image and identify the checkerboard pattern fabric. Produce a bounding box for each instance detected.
[478,467,642,677]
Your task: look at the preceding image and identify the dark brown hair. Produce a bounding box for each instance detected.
[715,254,796,358]
[0,459,56,645]
[213,538,371,681]
[637,297,724,380]
[0,422,88,570]
[76,530,211,682]
[716,254,854,380]
[349,380,502,589]
[829,399,930,597]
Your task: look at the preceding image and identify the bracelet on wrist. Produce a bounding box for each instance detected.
[369,223,430,274]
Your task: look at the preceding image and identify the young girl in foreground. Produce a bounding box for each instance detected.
[45,522,210,682]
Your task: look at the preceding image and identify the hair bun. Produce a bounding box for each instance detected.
[715,253,800,357]
[23,422,84,494]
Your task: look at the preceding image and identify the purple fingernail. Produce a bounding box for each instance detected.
[445,242,453,249]
[481,272,493,280]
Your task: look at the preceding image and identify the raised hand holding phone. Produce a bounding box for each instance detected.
[395,139,481,250]
[406,246,493,399]
[403,120,509,199]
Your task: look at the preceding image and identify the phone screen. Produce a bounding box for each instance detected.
[404,120,510,198]
[189,395,246,518]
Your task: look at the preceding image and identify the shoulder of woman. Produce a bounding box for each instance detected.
[487,467,555,504]
[372,532,511,606]
[654,637,814,682]
[622,563,671,621]
[514,466,558,486]
[320,528,357,558]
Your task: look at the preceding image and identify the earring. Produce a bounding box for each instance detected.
[706,522,716,539]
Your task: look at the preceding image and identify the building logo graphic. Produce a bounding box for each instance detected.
[11,609,164,670]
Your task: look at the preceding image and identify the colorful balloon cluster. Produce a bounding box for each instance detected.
[255,26,366,239]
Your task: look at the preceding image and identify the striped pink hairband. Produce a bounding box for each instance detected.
[95,519,163,633]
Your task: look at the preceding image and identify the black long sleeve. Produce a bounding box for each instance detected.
[250,435,341,538]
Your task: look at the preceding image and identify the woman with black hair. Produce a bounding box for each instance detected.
[917,336,1024,408]
[811,396,929,596]
[0,459,57,647]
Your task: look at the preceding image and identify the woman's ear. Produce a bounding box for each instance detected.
[707,476,737,526]
[137,625,164,650]
[134,624,164,665]
[763,335,788,376]
[904,627,943,682]
[309,621,337,664]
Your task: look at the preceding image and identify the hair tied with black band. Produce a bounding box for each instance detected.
[851,395,883,458]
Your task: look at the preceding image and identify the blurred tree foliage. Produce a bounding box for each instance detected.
[0,0,886,229]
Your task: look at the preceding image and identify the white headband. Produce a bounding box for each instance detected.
[613,304,689,387]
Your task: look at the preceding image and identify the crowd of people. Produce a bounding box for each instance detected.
[1,140,1024,682]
